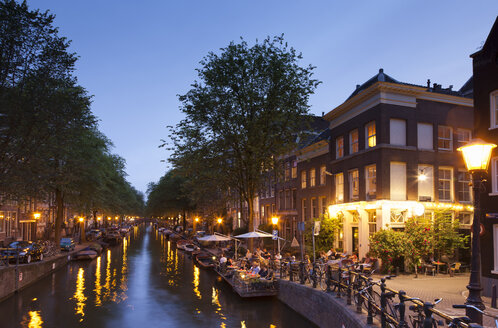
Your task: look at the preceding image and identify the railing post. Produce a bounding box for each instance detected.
[299,262,305,284]
[347,267,352,305]
[380,278,387,328]
[289,262,294,282]
[398,290,407,328]
[337,268,342,298]
[312,263,318,288]
[366,278,374,325]
[326,265,331,292]
[422,302,434,328]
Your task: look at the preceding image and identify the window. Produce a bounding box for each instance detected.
[349,169,359,201]
[457,171,471,202]
[310,168,316,187]
[279,191,285,210]
[301,171,307,189]
[335,173,344,203]
[302,199,307,220]
[291,160,297,179]
[438,126,453,151]
[285,189,291,209]
[261,206,265,221]
[0,211,4,233]
[292,189,297,209]
[390,162,406,200]
[456,129,471,148]
[336,136,344,158]
[418,165,434,201]
[311,198,318,218]
[491,90,498,129]
[365,165,376,200]
[320,165,326,185]
[366,121,376,148]
[368,211,377,237]
[270,185,274,197]
[492,157,498,194]
[438,167,453,202]
[285,162,291,181]
[417,123,433,150]
[320,197,327,215]
[390,209,406,223]
[390,119,406,146]
[349,129,359,153]
[457,212,472,226]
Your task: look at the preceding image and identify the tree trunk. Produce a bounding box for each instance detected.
[54,188,64,245]
[93,210,97,229]
[182,209,186,232]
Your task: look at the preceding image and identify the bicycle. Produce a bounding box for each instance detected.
[452,304,498,328]
[408,298,443,328]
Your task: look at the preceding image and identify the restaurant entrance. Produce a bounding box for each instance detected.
[352,227,359,255]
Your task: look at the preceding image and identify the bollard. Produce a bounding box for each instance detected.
[289,263,294,282]
[312,263,318,288]
[347,268,352,305]
[326,265,331,292]
[299,262,305,284]
[367,278,374,325]
[397,290,407,328]
[492,285,497,309]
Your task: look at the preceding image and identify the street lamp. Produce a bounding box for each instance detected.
[271,217,279,255]
[33,212,41,220]
[78,217,86,244]
[458,138,497,325]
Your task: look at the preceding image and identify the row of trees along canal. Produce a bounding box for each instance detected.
[0,0,144,244]
[146,35,320,250]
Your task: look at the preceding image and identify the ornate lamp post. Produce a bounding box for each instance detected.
[271,216,279,255]
[458,138,497,324]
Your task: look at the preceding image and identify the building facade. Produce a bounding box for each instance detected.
[471,17,498,296]
[324,69,474,259]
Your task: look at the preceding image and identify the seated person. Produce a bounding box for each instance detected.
[274,252,282,261]
[250,262,261,275]
[219,253,227,265]
[259,265,269,278]
[226,257,233,266]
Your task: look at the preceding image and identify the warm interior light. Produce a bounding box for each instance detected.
[194,217,199,222]
[97,216,102,221]
[217,218,222,224]
[271,216,279,225]
[458,139,497,172]
[78,217,84,223]
[418,171,427,181]
[33,212,41,219]
[107,217,111,221]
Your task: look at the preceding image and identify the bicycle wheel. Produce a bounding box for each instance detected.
[384,297,398,322]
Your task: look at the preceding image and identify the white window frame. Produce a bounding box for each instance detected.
[418,164,434,202]
[492,157,498,195]
[491,90,498,130]
[349,169,359,201]
[457,170,472,203]
[301,171,307,189]
[493,224,498,274]
[309,168,316,187]
[291,160,297,179]
[336,136,344,158]
[438,125,453,151]
[349,129,359,154]
[365,164,376,200]
[456,128,471,148]
[335,173,344,203]
[311,197,318,218]
[438,167,453,202]
[366,121,376,148]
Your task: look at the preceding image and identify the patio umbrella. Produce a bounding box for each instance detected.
[198,234,232,242]
[234,231,273,239]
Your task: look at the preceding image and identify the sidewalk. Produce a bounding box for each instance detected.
[376,273,498,328]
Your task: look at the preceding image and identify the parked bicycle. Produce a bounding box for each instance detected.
[452,304,498,328]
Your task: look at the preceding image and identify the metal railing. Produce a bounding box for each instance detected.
[272,260,488,328]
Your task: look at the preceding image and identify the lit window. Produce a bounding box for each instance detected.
[291,160,297,179]
[320,197,327,215]
[418,165,434,202]
[491,90,498,129]
[366,121,376,148]
[365,165,376,200]
[335,173,344,203]
[349,129,359,153]
[368,211,377,237]
[457,212,472,226]
[456,129,471,148]
[261,206,265,220]
[319,165,326,185]
[457,171,471,203]
[438,126,453,151]
[336,136,344,158]
[390,210,405,223]
[438,167,453,202]
[309,169,316,187]
[492,157,498,194]
[349,169,359,201]
[301,171,307,189]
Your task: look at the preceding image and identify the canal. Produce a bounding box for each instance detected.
[0,224,315,328]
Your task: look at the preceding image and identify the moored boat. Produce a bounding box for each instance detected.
[72,248,98,261]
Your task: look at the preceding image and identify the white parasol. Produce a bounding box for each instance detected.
[234,231,274,239]
[198,234,232,242]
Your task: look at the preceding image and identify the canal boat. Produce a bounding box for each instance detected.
[195,255,215,269]
[72,248,98,261]
[215,265,278,298]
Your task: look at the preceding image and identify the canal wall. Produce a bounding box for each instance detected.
[0,254,71,302]
[277,280,378,328]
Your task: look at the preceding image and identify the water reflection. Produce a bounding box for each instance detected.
[94,256,102,306]
[73,268,86,322]
[193,266,202,299]
[23,310,43,328]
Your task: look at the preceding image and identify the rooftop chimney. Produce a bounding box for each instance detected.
[321,111,324,117]
[356,84,361,90]
[379,68,384,73]
[427,79,431,88]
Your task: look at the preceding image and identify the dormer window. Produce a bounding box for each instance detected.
[491,90,498,129]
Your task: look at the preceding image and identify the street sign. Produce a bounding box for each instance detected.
[297,222,305,232]
[272,229,278,240]
[314,221,321,236]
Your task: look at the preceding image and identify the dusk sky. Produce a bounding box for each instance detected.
[34,1,498,195]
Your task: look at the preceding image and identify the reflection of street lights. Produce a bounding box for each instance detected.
[458,138,497,325]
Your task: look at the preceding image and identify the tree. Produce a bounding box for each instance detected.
[404,217,433,276]
[369,229,406,273]
[432,210,468,260]
[304,213,342,257]
[169,36,320,249]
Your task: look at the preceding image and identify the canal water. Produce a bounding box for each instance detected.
[0,224,315,328]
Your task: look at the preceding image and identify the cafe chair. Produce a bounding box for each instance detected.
[424,263,436,276]
[447,262,462,275]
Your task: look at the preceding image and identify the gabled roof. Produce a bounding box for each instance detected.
[347,68,399,100]
[471,16,498,58]
[458,76,473,97]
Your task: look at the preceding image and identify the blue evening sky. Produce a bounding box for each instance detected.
[33,1,498,194]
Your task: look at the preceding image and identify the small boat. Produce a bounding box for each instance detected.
[195,256,215,269]
[72,249,98,261]
[215,266,278,298]
[182,244,200,253]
